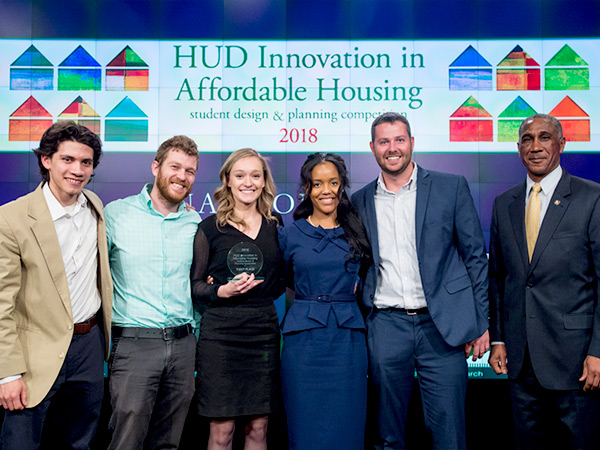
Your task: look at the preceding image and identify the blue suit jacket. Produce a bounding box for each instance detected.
[489,170,600,390]
[351,166,488,347]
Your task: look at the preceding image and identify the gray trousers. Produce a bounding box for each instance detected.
[107,332,196,450]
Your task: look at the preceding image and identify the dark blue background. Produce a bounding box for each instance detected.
[1,0,599,243]
[1,1,599,447]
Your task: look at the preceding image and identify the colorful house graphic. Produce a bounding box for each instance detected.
[58,96,101,134]
[58,45,101,91]
[105,97,148,141]
[9,96,53,141]
[497,96,537,142]
[10,45,54,90]
[497,45,540,91]
[106,46,149,91]
[549,96,590,141]
[449,45,492,90]
[545,45,589,91]
[449,96,493,142]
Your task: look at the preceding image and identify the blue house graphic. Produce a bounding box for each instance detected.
[10,45,53,90]
[449,45,492,90]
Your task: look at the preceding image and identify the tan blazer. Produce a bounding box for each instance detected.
[0,184,112,407]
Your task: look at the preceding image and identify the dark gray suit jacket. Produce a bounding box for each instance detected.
[489,170,600,390]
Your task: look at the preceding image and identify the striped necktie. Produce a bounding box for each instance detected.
[525,183,542,262]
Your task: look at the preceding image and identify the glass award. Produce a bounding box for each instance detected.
[226,241,264,281]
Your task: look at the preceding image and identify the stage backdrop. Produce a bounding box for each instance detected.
[2,0,600,379]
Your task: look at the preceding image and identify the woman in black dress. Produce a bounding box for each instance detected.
[191,148,283,450]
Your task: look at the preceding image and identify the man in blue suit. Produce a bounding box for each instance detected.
[488,114,600,449]
[352,112,489,449]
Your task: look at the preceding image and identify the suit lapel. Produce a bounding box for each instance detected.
[28,185,72,314]
[85,190,107,292]
[363,180,380,264]
[415,166,431,254]
[529,172,570,272]
[508,182,529,271]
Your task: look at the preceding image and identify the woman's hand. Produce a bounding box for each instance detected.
[217,272,263,298]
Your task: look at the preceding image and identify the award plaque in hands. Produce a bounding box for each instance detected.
[227,242,264,281]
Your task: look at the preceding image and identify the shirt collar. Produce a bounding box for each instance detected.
[42,182,88,221]
[526,165,562,196]
[138,183,187,216]
[376,162,418,195]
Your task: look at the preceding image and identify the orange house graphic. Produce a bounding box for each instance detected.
[497,45,540,91]
[58,96,101,134]
[449,96,493,142]
[9,96,53,141]
[549,96,590,141]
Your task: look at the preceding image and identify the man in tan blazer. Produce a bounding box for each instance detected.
[0,121,112,450]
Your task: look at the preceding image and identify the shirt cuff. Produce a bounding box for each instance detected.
[491,341,505,346]
[0,375,22,384]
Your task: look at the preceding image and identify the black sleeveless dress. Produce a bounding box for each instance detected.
[191,214,283,418]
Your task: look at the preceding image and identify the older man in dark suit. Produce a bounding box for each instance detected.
[488,113,600,450]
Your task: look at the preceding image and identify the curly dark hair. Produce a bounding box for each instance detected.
[294,153,371,273]
[33,121,102,183]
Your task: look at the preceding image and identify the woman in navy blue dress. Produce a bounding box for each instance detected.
[279,153,371,450]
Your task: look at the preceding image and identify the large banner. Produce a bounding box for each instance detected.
[1,38,597,152]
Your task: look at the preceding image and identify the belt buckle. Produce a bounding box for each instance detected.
[162,328,169,340]
[406,309,417,316]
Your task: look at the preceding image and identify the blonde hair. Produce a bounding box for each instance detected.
[215,148,277,229]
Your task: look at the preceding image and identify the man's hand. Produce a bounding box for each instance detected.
[580,355,600,391]
[488,344,508,375]
[0,378,27,411]
[464,329,490,361]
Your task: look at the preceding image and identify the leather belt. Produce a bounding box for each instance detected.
[112,324,192,341]
[296,294,356,303]
[73,313,97,334]
[376,306,429,316]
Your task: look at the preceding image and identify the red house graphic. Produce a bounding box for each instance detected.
[9,96,53,141]
[497,45,540,91]
[449,96,493,141]
[549,96,590,141]
[106,46,149,91]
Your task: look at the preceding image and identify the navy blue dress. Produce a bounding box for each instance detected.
[279,219,367,450]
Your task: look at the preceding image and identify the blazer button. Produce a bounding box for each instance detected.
[59,353,65,358]
[526,283,533,288]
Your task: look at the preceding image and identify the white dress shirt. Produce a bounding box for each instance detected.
[42,183,102,324]
[373,163,427,309]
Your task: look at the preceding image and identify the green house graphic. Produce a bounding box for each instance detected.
[58,45,101,91]
[545,45,589,90]
[497,96,537,142]
[105,97,148,141]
